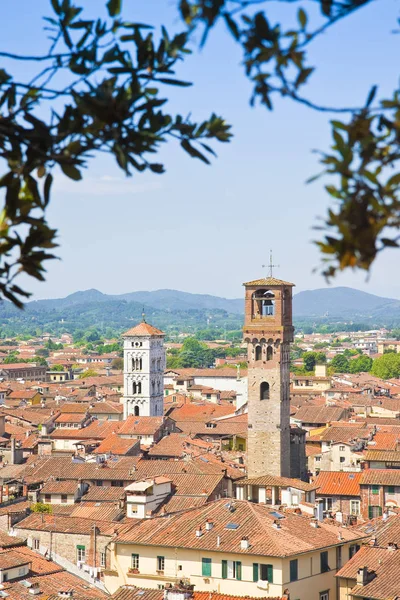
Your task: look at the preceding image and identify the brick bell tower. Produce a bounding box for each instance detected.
[243,276,295,478]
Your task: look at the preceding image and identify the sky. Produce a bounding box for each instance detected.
[1,0,400,301]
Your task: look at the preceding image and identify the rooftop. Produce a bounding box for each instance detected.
[122,322,164,337]
[243,276,295,287]
[114,498,366,557]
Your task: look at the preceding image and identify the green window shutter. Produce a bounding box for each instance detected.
[202,558,212,577]
[235,561,242,581]
[290,559,298,582]
[372,485,379,495]
[368,506,373,519]
[388,486,395,494]
[222,560,227,579]
[267,564,273,583]
[77,545,85,550]
[253,563,259,582]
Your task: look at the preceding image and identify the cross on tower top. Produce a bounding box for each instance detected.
[262,250,279,278]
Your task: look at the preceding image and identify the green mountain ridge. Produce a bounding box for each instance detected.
[1,286,400,337]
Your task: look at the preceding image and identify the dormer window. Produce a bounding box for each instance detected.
[206,422,217,429]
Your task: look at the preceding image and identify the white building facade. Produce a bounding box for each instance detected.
[122,321,165,419]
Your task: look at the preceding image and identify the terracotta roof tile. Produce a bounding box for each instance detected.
[243,276,295,287]
[122,322,164,337]
[114,498,366,556]
[361,469,400,486]
[314,471,362,497]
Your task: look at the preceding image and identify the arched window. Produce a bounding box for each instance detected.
[134,405,140,417]
[260,382,270,400]
[132,382,137,394]
[137,382,142,394]
[139,358,142,370]
[267,346,273,361]
[255,345,262,361]
[253,290,275,317]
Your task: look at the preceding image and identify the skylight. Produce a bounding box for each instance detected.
[226,523,239,530]
[269,511,285,519]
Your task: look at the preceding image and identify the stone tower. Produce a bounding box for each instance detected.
[122,320,165,419]
[243,276,295,478]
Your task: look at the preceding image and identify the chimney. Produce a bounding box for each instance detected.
[205,520,213,531]
[196,526,203,537]
[272,520,281,529]
[357,567,374,586]
[388,542,398,551]
[28,582,41,595]
[282,591,290,600]
[217,535,221,547]
[240,536,250,550]
[310,519,319,529]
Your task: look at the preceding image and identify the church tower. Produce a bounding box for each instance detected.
[243,276,294,478]
[122,320,165,419]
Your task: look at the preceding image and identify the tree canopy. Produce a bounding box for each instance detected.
[371,353,400,379]
[1,0,399,306]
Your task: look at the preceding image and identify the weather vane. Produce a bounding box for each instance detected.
[262,250,279,278]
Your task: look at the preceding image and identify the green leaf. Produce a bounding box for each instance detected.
[297,8,307,29]
[50,0,62,15]
[181,140,210,164]
[295,67,314,88]
[365,85,377,108]
[60,164,82,181]
[224,13,240,41]
[43,174,53,207]
[106,0,122,17]
[156,78,192,87]
[387,172,400,187]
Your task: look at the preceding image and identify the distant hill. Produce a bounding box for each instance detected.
[28,288,244,314]
[293,286,400,319]
[2,286,400,336]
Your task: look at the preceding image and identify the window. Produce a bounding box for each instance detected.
[202,558,212,577]
[33,538,40,551]
[18,567,26,577]
[339,457,345,463]
[349,544,360,559]
[267,345,273,361]
[157,556,165,572]
[61,494,68,503]
[255,346,262,361]
[111,480,124,487]
[222,560,241,580]
[368,505,382,519]
[260,382,270,400]
[134,406,140,417]
[44,494,51,503]
[372,485,379,495]
[206,394,211,400]
[339,446,345,451]
[315,456,321,462]
[336,545,342,570]
[77,545,86,563]
[388,486,395,494]
[260,564,273,582]
[320,592,329,600]
[96,480,103,487]
[131,554,139,570]
[350,500,360,515]
[320,551,329,573]
[100,552,106,568]
[289,560,298,582]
